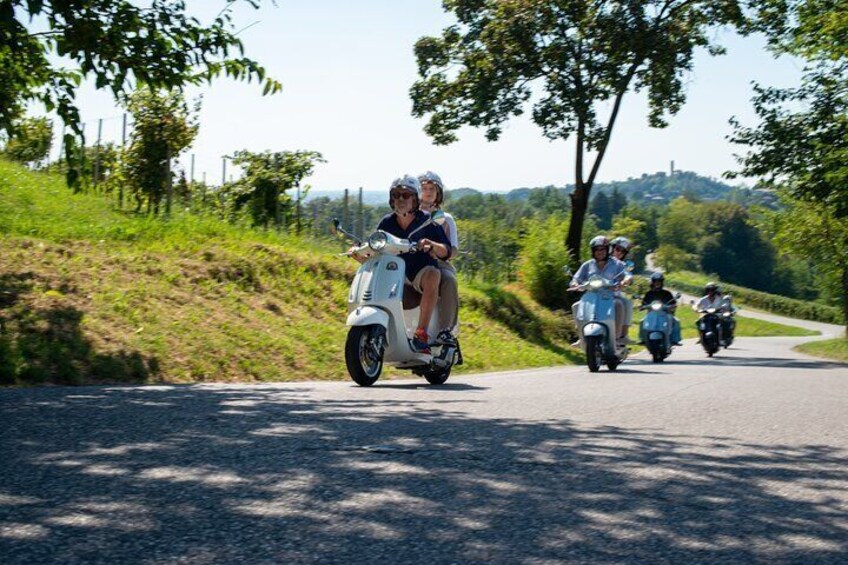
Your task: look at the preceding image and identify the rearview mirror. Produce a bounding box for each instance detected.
[625,260,635,272]
[430,209,446,226]
[330,218,341,237]
[562,265,573,278]
[674,292,681,299]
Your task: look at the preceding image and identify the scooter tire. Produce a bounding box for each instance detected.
[585,336,602,373]
[423,366,451,385]
[345,325,383,387]
[648,340,664,363]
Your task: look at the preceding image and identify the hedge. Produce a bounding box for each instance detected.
[663,274,844,325]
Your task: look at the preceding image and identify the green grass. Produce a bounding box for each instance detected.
[0,159,579,385]
[795,338,848,363]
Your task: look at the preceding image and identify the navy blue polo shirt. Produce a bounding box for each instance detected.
[376,210,450,281]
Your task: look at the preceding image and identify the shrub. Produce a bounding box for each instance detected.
[518,216,571,309]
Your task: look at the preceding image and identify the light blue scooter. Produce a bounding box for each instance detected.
[639,293,680,363]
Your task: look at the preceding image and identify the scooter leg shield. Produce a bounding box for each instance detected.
[583,323,606,337]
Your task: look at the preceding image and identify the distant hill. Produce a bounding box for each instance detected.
[308,171,778,209]
[443,171,778,208]
[589,171,779,207]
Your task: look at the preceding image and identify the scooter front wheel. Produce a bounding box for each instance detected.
[345,325,384,386]
[585,336,602,373]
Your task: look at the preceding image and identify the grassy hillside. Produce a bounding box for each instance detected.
[0,160,580,385]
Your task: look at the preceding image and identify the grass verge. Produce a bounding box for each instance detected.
[795,339,848,363]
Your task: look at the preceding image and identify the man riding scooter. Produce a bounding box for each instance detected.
[640,272,682,346]
[569,235,632,346]
[351,175,450,353]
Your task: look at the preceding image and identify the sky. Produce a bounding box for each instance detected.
[56,0,806,193]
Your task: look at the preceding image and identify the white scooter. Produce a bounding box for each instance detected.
[333,212,460,386]
[571,275,629,372]
[639,293,681,363]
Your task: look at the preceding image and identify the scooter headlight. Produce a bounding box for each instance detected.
[589,279,604,290]
[651,302,663,311]
[368,231,388,251]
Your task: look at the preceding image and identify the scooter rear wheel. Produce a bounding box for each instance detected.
[345,325,384,386]
[423,366,451,385]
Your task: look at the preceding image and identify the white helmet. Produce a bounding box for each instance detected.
[388,175,421,209]
[589,235,610,250]
[611,236,632,251]
[418,171,445,206]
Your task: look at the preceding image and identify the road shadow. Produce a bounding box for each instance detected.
[1,386,846,563]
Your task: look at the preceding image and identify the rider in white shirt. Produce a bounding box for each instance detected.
[570,235,632,344]
[610,236,634,344]
[696,282,726,311]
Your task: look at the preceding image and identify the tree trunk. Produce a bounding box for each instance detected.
[165,148,173,217]
[165,148,173,216]
[566,179,589,265]
[843,265,848,338]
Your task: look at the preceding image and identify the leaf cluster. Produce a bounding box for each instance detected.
[729,62,848,218]
[411,0,745,145]
[0,0,281,186]
[2,116,53,164]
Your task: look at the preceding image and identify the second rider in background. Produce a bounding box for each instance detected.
[418,171,460,346]
[610,236,634,344]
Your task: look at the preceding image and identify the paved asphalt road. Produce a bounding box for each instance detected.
[2,311,846,564]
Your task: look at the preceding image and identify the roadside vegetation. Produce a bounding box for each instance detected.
[0,159,582,386]
[795,339,848,363]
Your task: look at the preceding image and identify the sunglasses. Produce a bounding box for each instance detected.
[391,191,414,200]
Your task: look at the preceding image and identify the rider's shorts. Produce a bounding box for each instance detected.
[407,265,440,294]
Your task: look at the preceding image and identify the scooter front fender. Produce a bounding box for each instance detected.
[346,306,389,329]
[583,323,607,337]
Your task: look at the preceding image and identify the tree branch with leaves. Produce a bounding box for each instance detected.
[411,0,744,264]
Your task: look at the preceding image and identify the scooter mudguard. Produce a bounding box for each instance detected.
[583,323,606,337]
[649,331,664,340]
[346,306,389,328]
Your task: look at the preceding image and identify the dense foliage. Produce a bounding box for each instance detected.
[2,117,53,165]
[225,150,325,230]
[0,0,280,187]
[733,0,848,332]
[123,89,199,214]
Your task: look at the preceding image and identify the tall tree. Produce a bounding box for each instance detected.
[589,191,612,230]
[0,0,281,186]
[123,88,199,215]
[733,0,848,331]
[228,150,325,229]
[411,0,744,264]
